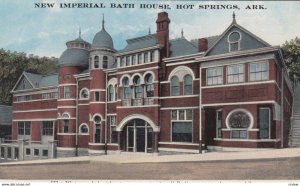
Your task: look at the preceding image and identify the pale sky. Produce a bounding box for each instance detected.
[0,0,299,58]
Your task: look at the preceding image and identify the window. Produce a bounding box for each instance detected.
[228,32,241,52]
[18,121,31,135]
[63,119,69,133]
[132,55,136,65]
[126,56,131,66]
[144,52,149,63]
[207,67,223,86]
[138,54,142,64]
[64,86,71,98]
[64,74,71,80]
[94,116,101,143]
[0,147,4,159]
[14,148,19,160]
[171,110,193,142]
[94,56,99,68]
[120,57,125,67]
[227,64,244,83]
[7,147,11,159]
[25,95,32,101]
[227,110,251,139]
[42,150,48,157]
[122,77,131,99]
[133,76,142,99]
[51,92,58,99]
[42,121,53,136]
[42,92,57,99]
[103,56,108,69]
[26,148,31,156]
[108,85,115,101]
[42,93,50,99]
[259,108,270,139]
[150,51,155,62]
[249,62,268,81]
[80,123,89,134]
[171,76,180,96]
[80,88,89,99]
[184,75,193,95]
[145,74,154,97]
[216,111,222,138]
[34,149,39,156]
[109,116,117,143]
[17,96,25,102]
[94,91,100,102]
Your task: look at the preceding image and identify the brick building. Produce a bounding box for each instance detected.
[3,12,293,160]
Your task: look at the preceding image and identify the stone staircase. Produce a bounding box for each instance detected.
[290,84,300,147]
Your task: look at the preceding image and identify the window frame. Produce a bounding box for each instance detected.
[94,56,99,69]
[227,64,245,84]
[103,56,108,69]
[183,74,193,95]
[64,86,71,99]
[207,67,223,86]
[80,88,89,100]
[249,61,269,82]
[79,123,89,134]
[18,121,31,136]
[170,76,180,96]
[171,109,193,143]
[42,121,54,136]
[228,31,241,52]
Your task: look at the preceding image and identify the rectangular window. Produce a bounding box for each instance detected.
[126,56,131,66]
[1,147,4,159]
[249,62,269,81]
[34,149,39,156]
[171,109,193,143]
[94,91,100,102]
[259,108,270,139]
[7,147,11,159]
[51,92,58,99]
[26,148,31,156]
[137,54,142,64]
[216,111,222,138]
[207,67,223,86]
[132,55,136,65]
[123,87,131,99]
[227,64,244,83]
[231,130,248,139]
[64,74,71,80]
[63,120,69,133]
[42,149,48,157]
[144,52,149,63]
[17,96,25,102]
[42,93,50,99]
[109,116,118,143]
[120,57,125,67]
[43,121,53,136]
[25,95,32,101]
[64,86,71,98]
[18,121,31,135]
[14,148,19,160]
[150,51,155,62]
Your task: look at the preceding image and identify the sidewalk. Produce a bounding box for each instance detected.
[1,148,300,166]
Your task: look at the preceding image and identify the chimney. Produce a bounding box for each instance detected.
[156,12,170,58]
[198,38,208,52]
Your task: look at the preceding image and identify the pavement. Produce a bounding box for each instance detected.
[1,148,300,166]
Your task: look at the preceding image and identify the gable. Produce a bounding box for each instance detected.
[15,76,33,91]
[207,25,269,56]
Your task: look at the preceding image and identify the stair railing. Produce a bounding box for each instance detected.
[289,75,299,147]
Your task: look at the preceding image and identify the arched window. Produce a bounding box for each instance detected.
[122,77,131,99]
[62,113,70,133]
[103,56,108,69]
[171,76,179,96]
[114,85,118,101]
[79,123,89,134]
[145,74,154,97]
[228,32,241,52]
[184,75,193,95]
[226,109,252,139]
[94,56,99,68]
[80,88,89,99]
[94,115,101,143]
[133,76,142,99]
[108,85,115,101]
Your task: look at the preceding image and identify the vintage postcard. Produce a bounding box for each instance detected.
[0,0,299,185]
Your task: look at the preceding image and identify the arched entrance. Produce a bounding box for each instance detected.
[126,119,152,152]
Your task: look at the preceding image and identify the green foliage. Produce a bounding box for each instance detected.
[281,37,300,81]
[0,48,58,104]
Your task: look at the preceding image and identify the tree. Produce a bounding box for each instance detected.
[0,49,58,104]
[281,37,300,81]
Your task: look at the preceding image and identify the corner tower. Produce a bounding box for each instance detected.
[88,15,116,152]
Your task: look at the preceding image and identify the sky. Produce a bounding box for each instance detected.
[0,0,299,58]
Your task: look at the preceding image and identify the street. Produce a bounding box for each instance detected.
[0,157,299,180]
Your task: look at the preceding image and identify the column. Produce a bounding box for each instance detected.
[117,131,122,151]
[153,132,159,153]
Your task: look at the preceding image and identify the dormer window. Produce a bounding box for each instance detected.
[228,31,241,52]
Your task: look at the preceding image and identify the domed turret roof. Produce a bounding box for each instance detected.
[92,15,114,50]
[58,29,90,67]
